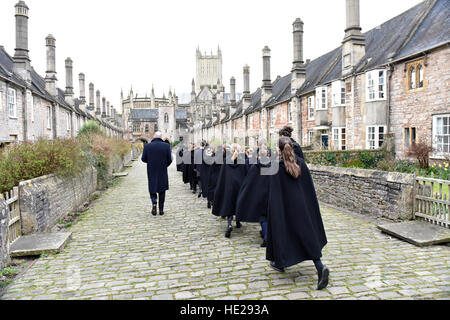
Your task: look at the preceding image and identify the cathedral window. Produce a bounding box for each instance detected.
[164,113,169,123]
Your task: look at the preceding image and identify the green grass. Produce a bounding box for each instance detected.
[0,279,13,288]
[0,268,19,277]
[424,182,450,198]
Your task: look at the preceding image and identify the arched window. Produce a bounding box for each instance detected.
[410,66,416,90]
[164,113,169,123]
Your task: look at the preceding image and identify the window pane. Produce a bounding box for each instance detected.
[410,67,416,89]
[418,65,424,88]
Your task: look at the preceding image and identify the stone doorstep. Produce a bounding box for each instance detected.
[377,221,450,247]
[112,172,129,177]
[9,232,72,258]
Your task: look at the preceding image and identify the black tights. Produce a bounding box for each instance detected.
[313,259,324,273]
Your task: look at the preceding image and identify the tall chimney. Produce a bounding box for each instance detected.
[261,46,272,106]
[13,1,31,83]
[342,0,365,76]
[102,97,106,117]
[107,101,110,117]
[78,73,86,104]
[45,34,57,96]
[88,83,95,111]
[230,77,236,104]
[243,65,251,110]
[65,58,74,105]
[291,18,306,93]
[96,90,101,115]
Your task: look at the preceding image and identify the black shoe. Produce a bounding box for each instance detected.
[159,211,164,216]
[198,193,202,198]
[317,266,329,290]
[207,201,211,209]
[260,240,267,248]
[225,227,232,238]
[270,261,284,273]
[151,205,157,216]
[236,221,242,229]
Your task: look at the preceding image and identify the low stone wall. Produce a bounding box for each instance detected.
[0,199,9,269]
[308,164,415,221]
[19,166,97,235]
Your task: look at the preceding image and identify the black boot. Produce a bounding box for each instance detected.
[236,221,242,229]
[270,261,284,273]
[198,192,202,198]
[317,266,330,290]
[260,239,267,248]
[207,201,212,209]
[225,227,232,238]
[151,205,157,216]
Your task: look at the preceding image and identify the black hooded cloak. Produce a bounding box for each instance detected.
[266,158,327,268]
[235,160,270,223]
[212,153,248,217]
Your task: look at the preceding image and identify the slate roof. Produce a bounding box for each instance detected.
[129,109,158,120]
[0,47,28,88]
[295,0,449,95]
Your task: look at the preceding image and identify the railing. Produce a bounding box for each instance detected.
[413,174,449,228]
[0,187,21,245]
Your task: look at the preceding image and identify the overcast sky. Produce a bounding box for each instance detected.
[0,0,422,110]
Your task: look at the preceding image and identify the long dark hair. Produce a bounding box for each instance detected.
[279,136,301,179]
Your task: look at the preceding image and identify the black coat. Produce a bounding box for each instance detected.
[212,153,248,217]
[291,138,304,160]
[187,150,197,183]
[141,138,173,194]
[207,162,221,202]
[236,160,270,223]
[176,147,184,172]
[266,158,327,268]
[199,152,211,198]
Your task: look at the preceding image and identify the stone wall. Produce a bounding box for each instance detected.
[309,164,415,221]
[19,166,97,235]
[0,199,9,269]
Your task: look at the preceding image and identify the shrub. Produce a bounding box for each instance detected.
[324,152,337,166]
[407,140,433,169]
[359,151,382,169]
[393,160,417,174]
[0,138,87,194]
[77,120,103,137]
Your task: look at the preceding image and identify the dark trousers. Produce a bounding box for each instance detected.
[150,192,166,211]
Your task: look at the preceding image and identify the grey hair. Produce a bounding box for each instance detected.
[154,131,162,139]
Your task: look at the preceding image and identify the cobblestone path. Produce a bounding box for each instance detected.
[2,160,449,300]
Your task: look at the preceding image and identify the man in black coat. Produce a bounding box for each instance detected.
[141,132,173,216]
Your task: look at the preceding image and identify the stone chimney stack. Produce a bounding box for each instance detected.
[64,58,74,106]
[95,90,101,115]
[342,0,365,76]
[291,18,306,93]
[88,83,95,111]
[261,46,272,106]
[243,65,251,110]
[107,101,110,117]
[13,1,31,83]
[102,97,106,117]
[78,73,86,111]
[230,77,236,104]
[45,34,57,96]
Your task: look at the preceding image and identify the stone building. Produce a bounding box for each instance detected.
[0,1,123,149]
[189,0,449,161]
[122,87,189,143]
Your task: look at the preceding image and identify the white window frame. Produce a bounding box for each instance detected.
[332,127,346,150]
[8,88,17,118]
[432,114,450,155]
[366,125,386,150]
[308,96,315,120]
[66,111,71,132]
[46,106,52,129]
[308,130,314,145]
[315,87,327,110]
[332,81,346,106]
[365,69,387,102]
[288,102,293,123]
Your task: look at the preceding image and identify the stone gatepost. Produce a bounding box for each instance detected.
[0,198,10,269]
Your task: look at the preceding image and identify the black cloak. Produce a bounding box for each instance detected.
[212,153,248,217]
[187,150,197,184]
[266,158,327,268]
[206,162,221,203]
[291,138,304,160]
[235,160,270,223]
[199,158,211,198]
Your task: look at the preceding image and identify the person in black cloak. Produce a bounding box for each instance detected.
[236,145,271,247]
[199,144,214,202]
[194,141,206,198]
[279,125,304,160]
[206,145,223,209]
[187,143,197,192]
[212,144,248,238]
[266,136,329,290]
[176,140,184,172]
